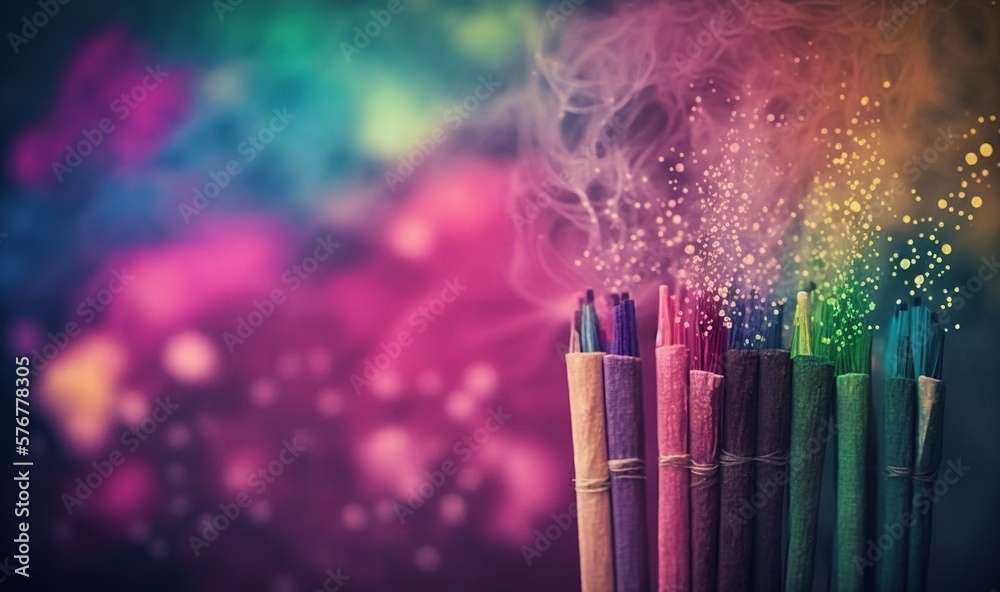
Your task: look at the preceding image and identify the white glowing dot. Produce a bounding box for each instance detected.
[463,362,498,398]
[440,494,466,524]
[415,546,440,571]
[316,388,344,417]
[675,163,685,173]
[729,143,740,153]
[342,503,368,531]
[900,259,911,270]
[684,244,695,255]
[162,331,218,385]
[250,378,279,406]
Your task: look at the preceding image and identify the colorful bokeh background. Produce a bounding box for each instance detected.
[0,0,998,590]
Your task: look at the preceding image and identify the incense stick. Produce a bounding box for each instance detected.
[833,324,872,592]
[603,295,649,592]
[906,300,945,592]
[879,303,916,592]
[752,304,790,592]
[685,295,726,592]
[655,286,691,592]
[566,293,614,592]
[785,291,835,592]
[717,296,760,592]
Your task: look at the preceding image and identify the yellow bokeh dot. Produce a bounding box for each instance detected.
[966,152,979,165]
[971,196,983,208]
[937,199,947,209]
[850,201,861,212]
[900,259,911,270]
[982,143,994,157]
[942,244,952,255]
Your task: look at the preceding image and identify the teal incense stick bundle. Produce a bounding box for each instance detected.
[717,297,760,592]
[833,318,873,592]
[785,291,835,592]
[879,303,916,592]
[906,299,945,592]
[684,295,727,592]
[604,294,650,592]
[655,286,691,592]
[566,291,614,592]
[752,304,791,592]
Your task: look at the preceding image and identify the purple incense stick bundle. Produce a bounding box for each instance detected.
[604,295,650,592]
[684,296,727,592]
[655,286,690,592]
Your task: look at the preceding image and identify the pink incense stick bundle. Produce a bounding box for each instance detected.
[655,286,690,592]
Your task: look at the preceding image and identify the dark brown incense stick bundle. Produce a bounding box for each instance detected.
[906,299,945,592]
[685,295,727,592]
[752,307,790,592]
[785,291,835,592]
[604,295,650,592]
[566,292,614,592]
[717,297,760,592]
[655,286,691,592]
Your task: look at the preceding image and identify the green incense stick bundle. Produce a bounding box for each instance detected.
[786,291,835,592]
[566,292,614,592]
[832,325,872,592]
[879,304,916,592]
[906,301,945,592]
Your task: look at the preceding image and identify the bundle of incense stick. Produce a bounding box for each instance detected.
[833,311,873,592]
[879,303,916,592]
[684,295,727,592]
[603,294,650,592]
[655,286,690,592]
[565,290,614,592]
[906,298,945,592]
[752,304,791,592]
[717,297,761,591]
[785,291,835,592]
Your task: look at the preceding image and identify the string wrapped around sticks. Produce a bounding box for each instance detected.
[565,291,614,592]
[603,294,650,592]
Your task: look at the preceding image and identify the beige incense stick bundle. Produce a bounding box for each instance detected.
[567,323,614,592]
